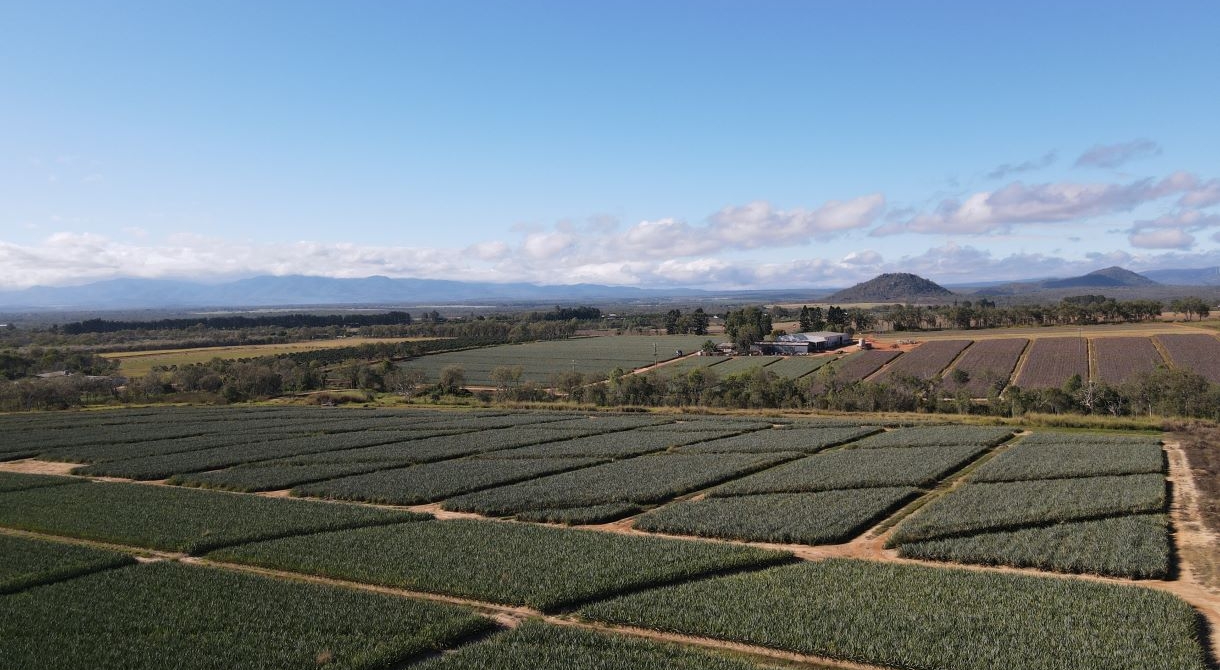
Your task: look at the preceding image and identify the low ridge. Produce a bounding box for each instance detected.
[1042,266,1159,289]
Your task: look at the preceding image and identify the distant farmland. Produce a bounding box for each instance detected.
[402,335,710,386]
[104,338,437,377]
[393,326,1217,392]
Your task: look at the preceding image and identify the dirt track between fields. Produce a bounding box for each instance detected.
[0,459,78,475]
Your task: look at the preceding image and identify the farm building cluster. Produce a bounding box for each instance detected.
[751,332,851,356]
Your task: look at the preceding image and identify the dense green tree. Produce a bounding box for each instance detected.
[724,307,772,351]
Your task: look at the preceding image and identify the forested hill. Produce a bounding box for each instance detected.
[826,273,955,303]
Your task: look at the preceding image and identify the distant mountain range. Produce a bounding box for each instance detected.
[1141,267,1220,286]
[2,265,1218,311]
[0,275,706,310]
[973,266,1158,297]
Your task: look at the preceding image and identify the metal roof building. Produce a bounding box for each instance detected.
[752,331,849,355]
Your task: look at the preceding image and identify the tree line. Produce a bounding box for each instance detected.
[874,296,1174,331]
[59,311,416,334]
[0,349,117,380]
[530,364,1220,421]
[663,308,710,335]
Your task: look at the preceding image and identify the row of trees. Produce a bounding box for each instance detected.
[796,305,874,333]
[0,348,117,380]
[876,297,1176,332]
[723,307,773,350]
[59,311,416,335]
[476,363,1220,421]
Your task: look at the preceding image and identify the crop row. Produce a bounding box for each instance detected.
[163,423,667,491]
[9,412,438,454]
[1093,337,1168,385]
[418,620,771,670]
[39,427,336,465]
[898,514,1171,579]
[405,335,712,386]
[209,518,789,612]
[0,405,385,431]
[72,430,430,480]
[0,471,78,493]
[1014,337,1089,389]
[577,558,1209,670]
[8,414,482,462]
[512,502,643,524]
[0,534,136,594]
[527,415,674,431]
[382,412,593,432]
[812,350,902,388]
[291,457,605,504]
[702,355,784,376]
[72,419,613,480]
[970,438,1164,482]
[441,452,796,518]
[710,444,988,495]
[0,477,421,554]
[481,427,744,459]
[943,337,1028,396]
[1156,333,1220,383]
[633,487,918,545]
[647,418,778,432]
[1016,431,1163,447]
[673,425,880,454]
[872,339,972,382]
[889,473,1167,544]
[0,561,491,670]
[849,425,1013,449]
[653,354,725,377]
[761,355,837,379]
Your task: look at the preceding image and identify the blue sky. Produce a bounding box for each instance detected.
[2,1,1219,289]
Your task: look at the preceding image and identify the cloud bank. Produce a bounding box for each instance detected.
[3,160,1219,292]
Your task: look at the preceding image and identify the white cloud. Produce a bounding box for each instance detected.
[521,231,577,260]
[842,250,883,266]
[708,195,886,246]
[1075,139,1162,169]
[466,240,510,261]
[5,171,1220,293]
[986,151,1057,180]
[1123,210,1220,251]
[1181,178,1220,208]
[876,172,1201,236]
[1129,228,1195,249]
